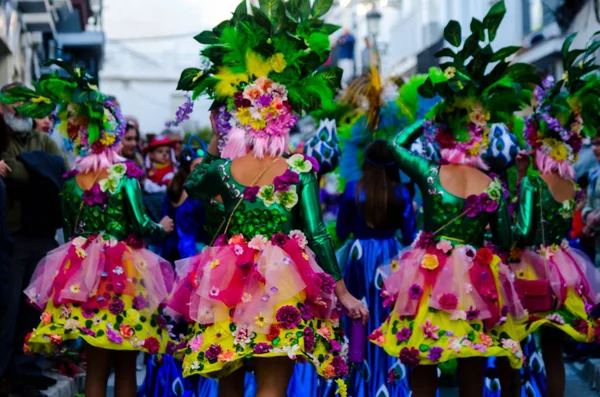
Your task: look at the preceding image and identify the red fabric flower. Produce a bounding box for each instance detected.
[144,337,160,354]
[436,130,455,149]
[266,324,281,342]
[475,247,494,266]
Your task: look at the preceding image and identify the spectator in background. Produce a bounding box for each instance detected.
[583,135,600,267]
[337,28,355,88]
[33,117,52,134]
[0,82,67,395]
[164,129,184,163]
[121,119,144,169]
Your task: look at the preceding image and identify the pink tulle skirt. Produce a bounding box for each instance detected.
[169,236,339,334]
[382,245,525,329]
[24,235,175,312]
[514,243,600,308]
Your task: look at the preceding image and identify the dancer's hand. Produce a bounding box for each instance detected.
[159,216,175,233]
[0,160,11,177]
[335,280,369,325]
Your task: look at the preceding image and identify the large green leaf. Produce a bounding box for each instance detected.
[258,0,280,19]
[194,30,219,45]
[483,0,506,41]
[435,48,456,58]
[443,20,462,47]
[251,7,273,33]
[315,67,343,89]
[418,78,436,98]
[470,18,485,41]
[177,68,203,91]
[307,32,330,56]
[312,0,333,18]
[490,45,520,62]
[13,102,55,119]
[320,23,340,35]
[562,32,577,62]
[233,0,248,19]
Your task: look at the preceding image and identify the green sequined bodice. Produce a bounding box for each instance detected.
[514,175,576,247]
[61,175,164,242]
[389,121,512,250]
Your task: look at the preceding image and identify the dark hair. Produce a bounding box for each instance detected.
[125,122,140,142]
[357,139,404,229]
[167,147,196,204]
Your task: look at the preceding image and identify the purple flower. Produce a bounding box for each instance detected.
[256,94,273,108]
[156,314,167,329]
[214,234,228,247]
[415,232,435,249]
[125,162,144,180]
[106,328,123,344]
[427,346,444,362]
[165,96,194,127]
[300,304,314,321]
[465,195,483,218]
[243,186,260,202]
[133,295,146,310]
[205,344,223,361]
[273,169,300,192]
[165,341,177,356]
[233,92,251,108]
[253,342,272,354]
[387,369,400,385]
[331,356,348,377]
[396,327,412,342]
[82,183,109,206]
[63,169,79,179]
[409,284,423,300]
[317,273,335,294]
[80,327,95,336]
[479,194,499,213]
[124,234,145,249]
[304,327,315,352]
[271,233,289,247]
[399,347,421,366]
[275,305,301,329]
[304,155,320,174]
[82,309,95,319]
[569,135,583,154]
[109,298,124,316]
[330,340,341,353]
[466,306,480,321]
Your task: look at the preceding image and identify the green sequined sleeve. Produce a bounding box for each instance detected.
[123,177,165,240]
[388,120,432,189]
[185,152,225,202]
[489,195,513,251]
[298,172,342,281]
[513,176,536,247]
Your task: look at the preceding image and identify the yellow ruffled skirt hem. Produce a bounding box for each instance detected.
[25,295,178,355]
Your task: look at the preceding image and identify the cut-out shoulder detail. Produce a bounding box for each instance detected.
[540,173,576,203]
[229,157,290,187]
[438,165,492,200]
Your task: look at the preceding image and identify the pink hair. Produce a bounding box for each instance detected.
[221,127,291,160]
[440,148,489,171]
[75,148,125,173]
[535,149,575,180]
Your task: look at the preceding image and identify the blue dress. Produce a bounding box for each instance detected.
[176,198,208,258]
[337,180,416,397]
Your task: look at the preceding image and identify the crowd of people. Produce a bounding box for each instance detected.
[4,1,600,397]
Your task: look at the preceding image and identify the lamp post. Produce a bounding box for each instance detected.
[366,5,382,71]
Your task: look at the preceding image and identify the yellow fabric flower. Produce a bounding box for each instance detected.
[250,117,267,131]
[100,134,116,146]
[254,313,267,327]
[335,379,348,397]
[210,259,220,269]
[237,108,252,125]
[551,144,568,161]
[421,254,439,270]
[444,67,456,79]
[390,260,400,272]
[269,53,287,73]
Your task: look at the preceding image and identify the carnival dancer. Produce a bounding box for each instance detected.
[336,139,416,397]
[370,3,533,396]
[510,35,600,397]
[168,2,367,396]
[0,62,177,397]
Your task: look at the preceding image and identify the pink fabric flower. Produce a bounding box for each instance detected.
[144,337,160,354]
[436,240,452,254]
[409,284,423,300]
[396,327,411,342]
[420,319,440,340]
[439,293,458,310]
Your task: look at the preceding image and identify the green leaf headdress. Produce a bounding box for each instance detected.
[0,60,125,166]
[417,0,540,169]
[524,32,600,178]
[177,0,342,159]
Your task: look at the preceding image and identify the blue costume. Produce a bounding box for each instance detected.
[336,180,416,397]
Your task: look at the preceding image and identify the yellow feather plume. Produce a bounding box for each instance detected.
[245,50,273,79]
[214,67,248,98]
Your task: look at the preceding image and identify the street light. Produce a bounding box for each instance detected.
[366,7,382,40]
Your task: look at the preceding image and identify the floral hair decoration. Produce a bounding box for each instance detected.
[0,60,125,172]
[523,33,600,179]
[175,0,342,159]
[418,0,538,170]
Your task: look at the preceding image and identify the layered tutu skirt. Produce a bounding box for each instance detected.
[169,233,348,379]
[23,234,178,355]
[370,243,526,369]
[512,242,600,342]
